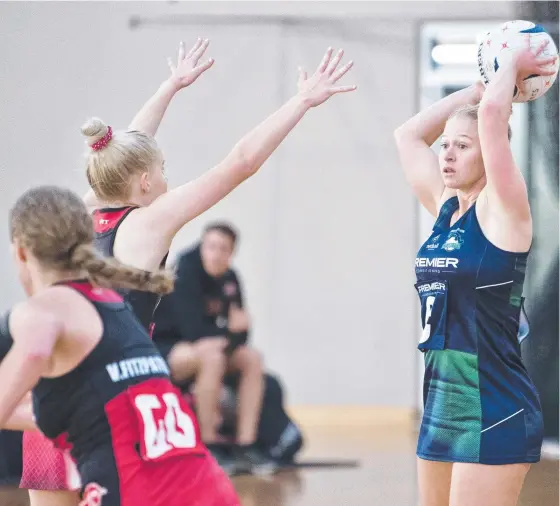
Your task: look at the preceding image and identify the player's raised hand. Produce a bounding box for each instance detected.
[167,38,215,90]
[296,47,357,107]
[513,36,558,79]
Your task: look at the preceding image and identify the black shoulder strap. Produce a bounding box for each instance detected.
[0,311,14,362]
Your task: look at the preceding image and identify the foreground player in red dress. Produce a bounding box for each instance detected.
[0,186,241,506]
[20,37,216,506]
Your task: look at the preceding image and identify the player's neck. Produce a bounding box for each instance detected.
[30,267,84,294]
[456,177,486,215]
[101,199,140,209]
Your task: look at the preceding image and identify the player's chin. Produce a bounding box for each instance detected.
[442,178,460,190]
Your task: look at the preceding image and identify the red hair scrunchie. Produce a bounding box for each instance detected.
[91,126,113,151]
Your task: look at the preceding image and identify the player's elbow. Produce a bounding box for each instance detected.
[478,100,512,141]
[393,125,410,146]
[18,348,52,374]
[227,145,257,180]
[394,125,422,152]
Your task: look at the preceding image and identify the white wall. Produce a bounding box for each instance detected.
[0,1,515,406]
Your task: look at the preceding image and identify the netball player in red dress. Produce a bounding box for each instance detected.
[0,186,241,506]
[20,38,216,506]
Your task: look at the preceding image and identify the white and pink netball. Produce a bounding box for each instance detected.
[477,20,559,102]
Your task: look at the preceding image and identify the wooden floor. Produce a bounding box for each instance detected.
[233,424,559,506]
[0,424,557,506]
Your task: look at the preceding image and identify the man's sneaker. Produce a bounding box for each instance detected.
[206,443,239,477]
[234,444,279,476]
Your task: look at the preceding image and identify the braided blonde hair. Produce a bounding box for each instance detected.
[10,186,173,294]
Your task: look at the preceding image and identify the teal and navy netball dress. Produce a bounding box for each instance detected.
[415,197,543,465]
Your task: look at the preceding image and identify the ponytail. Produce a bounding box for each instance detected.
[69,243,174,295]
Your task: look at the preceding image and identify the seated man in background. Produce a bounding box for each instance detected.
[152,222,278,476]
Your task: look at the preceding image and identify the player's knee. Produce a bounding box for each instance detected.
[247,348,264,373]
[198,347,227,373]
[168,342,193,365]
[168,343,197,380]
[237,346,263,374]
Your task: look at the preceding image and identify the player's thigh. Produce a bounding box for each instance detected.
[167,342,199,381]
[450,462,530,506]
[192,339,228,374]
[28,490,80,506]
[417,457,452,506]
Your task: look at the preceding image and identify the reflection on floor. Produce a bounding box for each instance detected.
[233,424,559,506]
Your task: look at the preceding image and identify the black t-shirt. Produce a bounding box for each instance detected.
[152,245,248,349]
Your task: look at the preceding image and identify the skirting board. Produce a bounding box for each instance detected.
[541,439,560,461]
[287,406,416,428]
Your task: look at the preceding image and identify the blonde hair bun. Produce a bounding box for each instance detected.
[81,117,109,147]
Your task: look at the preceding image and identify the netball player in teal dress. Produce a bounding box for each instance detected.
[394,38,557,506]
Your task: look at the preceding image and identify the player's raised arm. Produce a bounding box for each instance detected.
[84,39,214,211]
[139,47,357,243]
[128,38,214,136]
[394,83,484,217]
[478,37,557,221]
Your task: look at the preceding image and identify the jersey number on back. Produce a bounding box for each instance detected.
[134,392,197,460]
